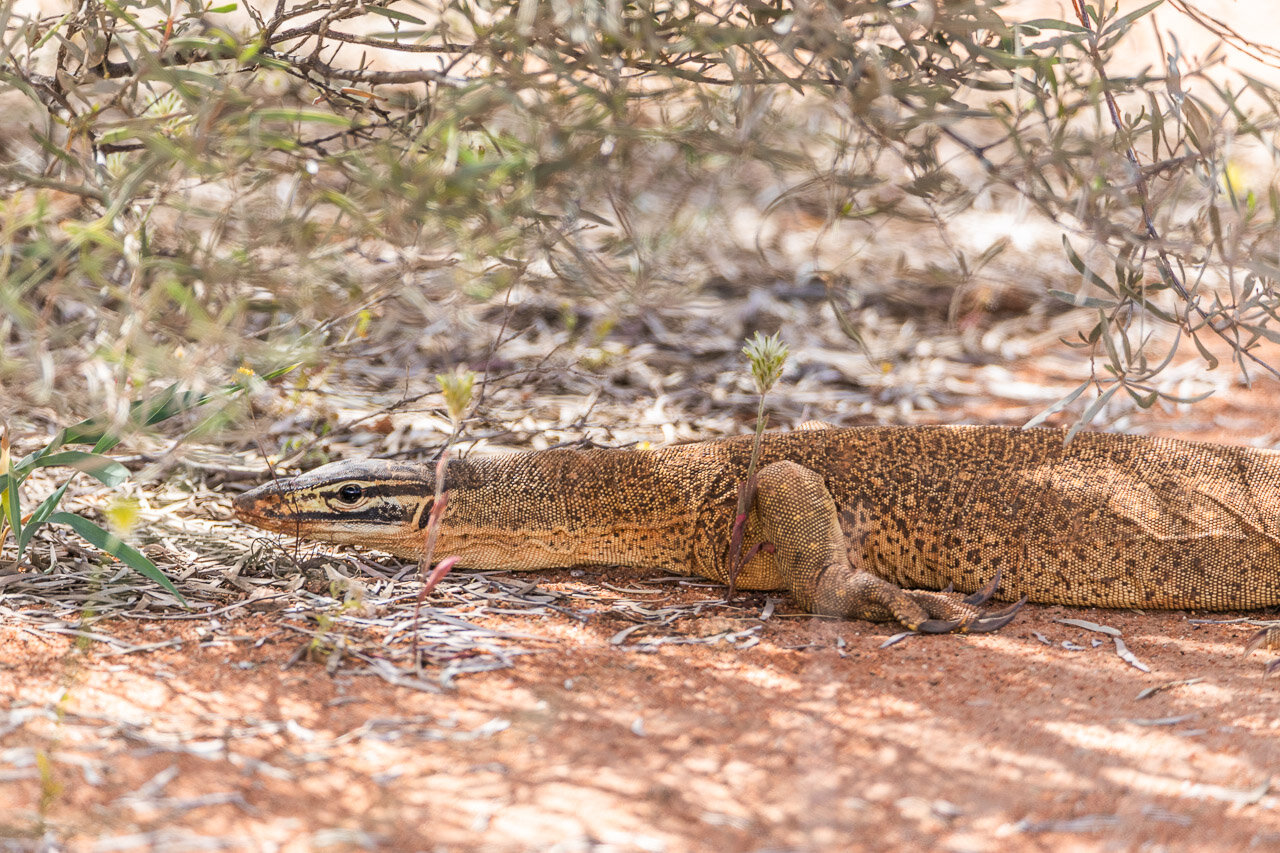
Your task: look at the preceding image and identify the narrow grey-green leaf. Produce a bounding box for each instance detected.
[1024,379,1091,429]
[1190,332,1220,371]
[28,451,129,487]
[253,108,357,127]
[47,512,187,606]
[1061,236,1117,296]
[1099,0,1164,40]
[1048,289,1117,310]
[1066,384,1120,443]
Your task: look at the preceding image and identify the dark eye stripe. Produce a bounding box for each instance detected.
[290,507,408,525]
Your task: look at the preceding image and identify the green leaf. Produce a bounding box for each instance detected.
[47,512,187,606]
[1159,387,1216,406]
[2,469,20,547]
[1018,18,1088,33]
[17,479,72,558]
[157,67,226,89]
[253,108,357,128]
[1100,320,1123,371]
[1126,387,1159,409]
[1181,97,1214,155]
[366,5,426,24]
[56,383,208,452]
[255,363,302,383]
[1147,91,1164,162]
[1241,323,1280,347]
[14,435,65,472]
[825,287,874,361]
[1191,332,1220,371]
[975,45,1049,69]
[26,451,129,487]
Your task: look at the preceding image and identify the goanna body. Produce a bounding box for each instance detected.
[235,425,1280,612]
[743,426,1280,610]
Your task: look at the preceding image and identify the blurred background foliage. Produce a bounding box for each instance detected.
[3,0,1280,443]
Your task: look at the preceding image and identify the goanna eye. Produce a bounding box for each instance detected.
[336,484,364,504]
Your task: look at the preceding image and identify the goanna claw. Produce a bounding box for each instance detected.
[962,595,1028,634]
[916,618,963,634]
[963,567,1004,607]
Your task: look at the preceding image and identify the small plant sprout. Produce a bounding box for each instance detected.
[413,368,479,657]
[726,332,790,599]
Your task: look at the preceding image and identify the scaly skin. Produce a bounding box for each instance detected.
[233,425,1280,633]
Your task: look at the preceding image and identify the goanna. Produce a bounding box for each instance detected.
[233,425,1280,634]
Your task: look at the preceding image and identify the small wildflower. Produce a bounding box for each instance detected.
[104,495,141,538]
[1221,161,1246,196]
[355,309,373,339]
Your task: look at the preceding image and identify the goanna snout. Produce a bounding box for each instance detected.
[232,479,292,531]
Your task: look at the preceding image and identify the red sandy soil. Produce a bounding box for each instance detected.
[3,583,1280,852]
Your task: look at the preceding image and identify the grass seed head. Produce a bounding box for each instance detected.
[743,331,788,396]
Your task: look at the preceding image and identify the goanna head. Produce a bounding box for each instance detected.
[233,459,440,560]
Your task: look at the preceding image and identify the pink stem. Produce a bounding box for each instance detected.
[421,555,460,594]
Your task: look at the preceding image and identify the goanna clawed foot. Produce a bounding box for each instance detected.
[878,566,1025,635]
[911,594,1027,634]
[816,566,1027,635]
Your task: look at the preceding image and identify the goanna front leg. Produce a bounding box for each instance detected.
[752,461,1023,633]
